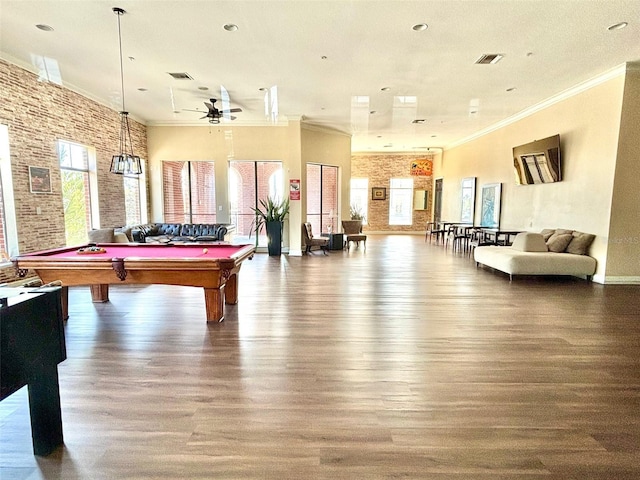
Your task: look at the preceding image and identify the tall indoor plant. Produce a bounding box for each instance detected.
[251,196,290,256]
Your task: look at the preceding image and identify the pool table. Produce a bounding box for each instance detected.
[13,243,255,323]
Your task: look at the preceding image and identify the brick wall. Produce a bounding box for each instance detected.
[0,60,148,282]
[351,153,433,232]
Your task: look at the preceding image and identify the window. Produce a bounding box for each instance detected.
[306,164,339,235]
[162,161,216,224]
[124,163,147,225]
[229,161,283,245]
[349,178,368,224]
[0,125,17,261]
[389,178,413,225]
[58,140,98,245]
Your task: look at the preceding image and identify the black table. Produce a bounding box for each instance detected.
[480,228,522,246]
[0,286,66,456]
[321,232,344,250]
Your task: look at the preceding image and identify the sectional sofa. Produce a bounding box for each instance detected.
[474,229,597,281]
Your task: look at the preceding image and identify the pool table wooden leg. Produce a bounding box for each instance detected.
[224,273,238,305]
[90,284,109,303]
[204,286,224,322]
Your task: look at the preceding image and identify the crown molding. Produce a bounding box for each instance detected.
[448,63,628,150]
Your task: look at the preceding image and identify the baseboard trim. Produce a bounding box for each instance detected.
[602,275,640,285]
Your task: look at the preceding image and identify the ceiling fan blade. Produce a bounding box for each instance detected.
[227,108,242,113]
[229,115,237,120]
[199,115,208,119]
[204,102,214,110]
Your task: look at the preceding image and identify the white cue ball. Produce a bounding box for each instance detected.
[202,248,208,254]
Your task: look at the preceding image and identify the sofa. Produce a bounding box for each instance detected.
[474,229,597,281]
[130,223,230,243]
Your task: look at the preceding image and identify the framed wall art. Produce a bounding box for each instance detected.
[29,166,52,194]
[480,183,501,228]
[371,187,386,200]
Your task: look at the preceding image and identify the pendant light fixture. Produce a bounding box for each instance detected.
[110,7,142,175]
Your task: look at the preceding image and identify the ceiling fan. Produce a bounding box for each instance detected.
[187,98,242,124]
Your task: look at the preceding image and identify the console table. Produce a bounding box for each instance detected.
[0,286,66,456]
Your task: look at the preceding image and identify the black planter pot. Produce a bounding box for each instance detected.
[266,221,283,256]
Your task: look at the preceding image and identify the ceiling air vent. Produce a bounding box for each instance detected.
[168,72,194,80]
[475,54,504,65]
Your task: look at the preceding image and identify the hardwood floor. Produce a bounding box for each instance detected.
[2,234,639,479]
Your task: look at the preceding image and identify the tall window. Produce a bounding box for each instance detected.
[389,178,414,225]
[162,161,216,224]
[349,178,368,224]
[0,125,16,261]
[58,140,98,245]
[229,161,283,245]
[306,164,338,235]
[124,163,147,225]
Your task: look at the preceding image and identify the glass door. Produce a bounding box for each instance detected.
[229,161,283,246]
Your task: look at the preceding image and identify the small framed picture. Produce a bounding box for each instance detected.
[29,166,52,194]
[371,187,386,200]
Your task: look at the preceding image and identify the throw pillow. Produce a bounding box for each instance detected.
[546,233,573,253]
[511,232,548,252]
[541,229,556,242]
[565,231,596,255]
[88,228,115,243]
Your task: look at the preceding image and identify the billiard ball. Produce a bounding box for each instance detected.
[202,248,208,254]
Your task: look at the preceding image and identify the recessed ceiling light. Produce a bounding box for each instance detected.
[381,87,390,92]
[223,24,238,31]
[35,24,54,31]
[412,23,428,31]
[370,110,376,115]
[412,119,426,124]
[506,87,516,92]
[321,56,328,60]
[259,87,268,91]
[608,22,628,31]
[137,88,148,92]
[198,86,209,91]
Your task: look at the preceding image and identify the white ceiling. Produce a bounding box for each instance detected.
[1,1,639,152]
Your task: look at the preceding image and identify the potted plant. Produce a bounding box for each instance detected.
[251,196,290,256]
[350,204,364,221]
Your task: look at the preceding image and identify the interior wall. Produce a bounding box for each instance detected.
[300,125,352,224]
[147,122,351,255]
[439,73,628,283]
[606,65,640,281]
[351,153,434,233]
[146,124,295,223]
[0,60,147,282]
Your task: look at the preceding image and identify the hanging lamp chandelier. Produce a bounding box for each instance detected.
[109,7,142,175]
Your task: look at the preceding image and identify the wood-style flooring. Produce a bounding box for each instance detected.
[2,234,639,479]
